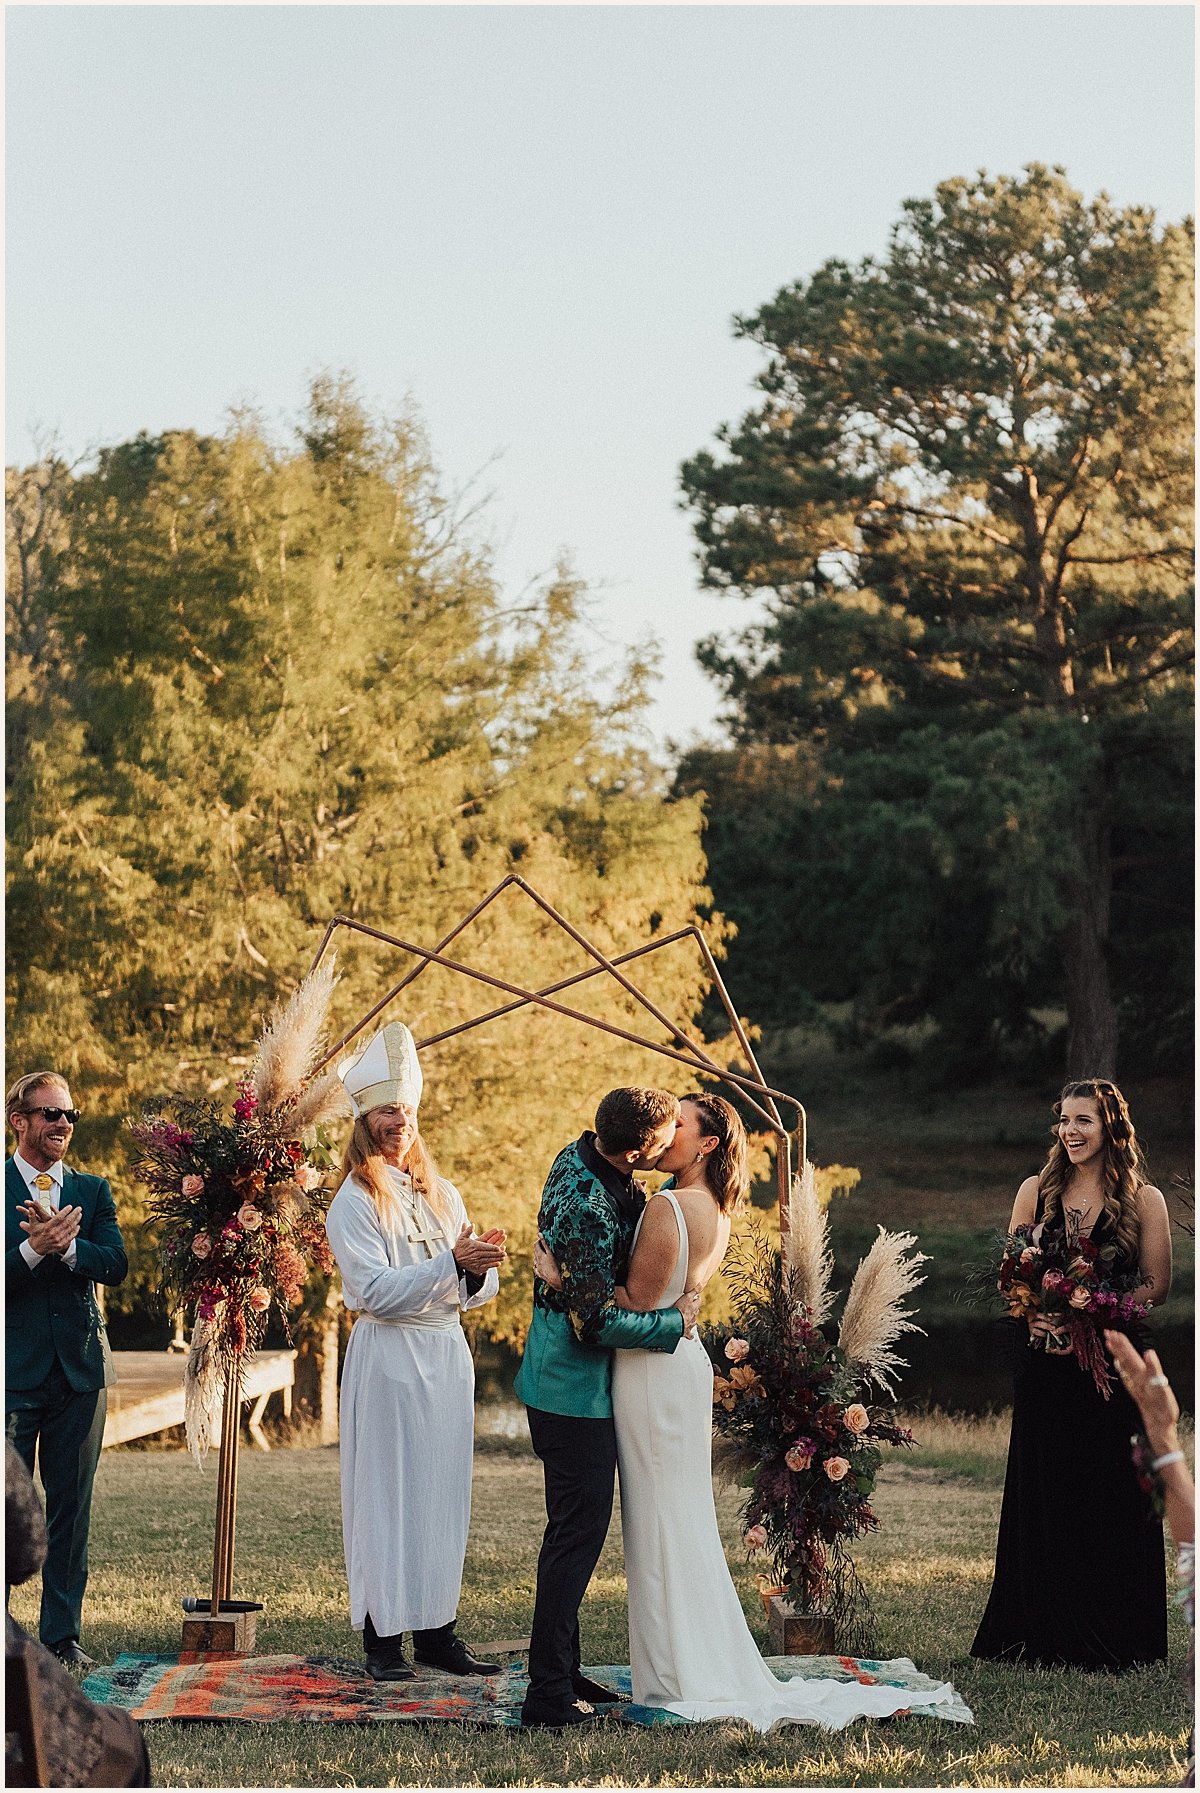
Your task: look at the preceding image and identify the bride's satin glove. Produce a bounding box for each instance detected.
[534,1234,564,1290]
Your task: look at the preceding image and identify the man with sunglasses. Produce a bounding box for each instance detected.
[6,1071,127,1666]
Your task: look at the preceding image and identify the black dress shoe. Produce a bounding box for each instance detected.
[519,1694,600,1730]
[572,1673,628,1704]
[364,1647,416,1682]
[51,1641,95,1668]
[414,1636,501,1676]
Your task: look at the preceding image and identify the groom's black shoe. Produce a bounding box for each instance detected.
[414,1635,501,1676]
[520,1694,601,1730]
[572,1673,628,1705]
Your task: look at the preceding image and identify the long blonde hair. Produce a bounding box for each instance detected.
[340,1115,455,1233]
[1037,1078,1145,1262]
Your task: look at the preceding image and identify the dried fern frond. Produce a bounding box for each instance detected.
[784,1160,835,1325]
[837,1227,929,1393]
[282,1065,354,1138]
[252,961,339,1113]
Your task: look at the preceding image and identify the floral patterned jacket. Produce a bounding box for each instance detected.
[514,1134,683,1419]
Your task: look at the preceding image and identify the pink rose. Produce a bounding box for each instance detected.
[744,1524,768,1552]
[296,1165,322,1194]
[181,1174,205,1198]
[247,1287,271,1313]
[237,1203,264,1232]
[823,1456,851,1483]
[724,1337,751,1363]
[1069,1286,1091,1309]
[191,1233,213,1259]
[785,1441,815,1472]
[843,1403,870,1434]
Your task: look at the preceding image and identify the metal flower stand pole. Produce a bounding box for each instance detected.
[181,1357,261,1652]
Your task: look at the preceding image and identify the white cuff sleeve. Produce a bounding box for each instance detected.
[62,1239,78,1269]
[20,1240,45,1269]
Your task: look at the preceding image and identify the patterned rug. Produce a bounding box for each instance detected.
[82,1653,973,1728]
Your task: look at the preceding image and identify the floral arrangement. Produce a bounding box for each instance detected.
[707,1163,926,1651]
[130,964,352,1457]
[976,1207,1149,1399]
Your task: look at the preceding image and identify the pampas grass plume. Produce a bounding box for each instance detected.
[784,1160,835,1325]
[252,961,339,1113]
[284,1066,354,1138]
[837,1227,929,1393]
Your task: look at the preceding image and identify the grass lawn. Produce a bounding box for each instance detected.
[12,1413,1192,1788]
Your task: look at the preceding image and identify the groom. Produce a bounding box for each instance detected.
[515,1086,699,1729]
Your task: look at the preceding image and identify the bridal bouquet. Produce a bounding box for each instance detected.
[708,1165,926,1652]
[976,1207,1148,1399]
[130,964,352,1456]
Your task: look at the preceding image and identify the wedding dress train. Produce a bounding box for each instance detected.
[612,1193,961,1732]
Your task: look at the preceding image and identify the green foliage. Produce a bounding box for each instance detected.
[6,377,724,1345]
[680,165,1194,1077]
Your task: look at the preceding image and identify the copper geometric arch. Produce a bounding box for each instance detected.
[307,873,805,1226]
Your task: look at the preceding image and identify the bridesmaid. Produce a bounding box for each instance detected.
[972,1078,1172,1670]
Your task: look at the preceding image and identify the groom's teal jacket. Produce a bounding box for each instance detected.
[515,1133,683,1419]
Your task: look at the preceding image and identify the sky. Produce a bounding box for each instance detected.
[6,4,1194,755]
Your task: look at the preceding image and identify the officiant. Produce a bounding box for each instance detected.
[325,1021,507,1683]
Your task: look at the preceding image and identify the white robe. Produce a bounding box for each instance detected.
[325,1167,498,1636]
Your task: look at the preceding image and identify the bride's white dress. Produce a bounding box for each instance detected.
[612,1193,959,1732]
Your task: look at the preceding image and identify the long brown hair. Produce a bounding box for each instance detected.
[1037,1078,1146,1261]
[680,1093,749,1214]
[340,1116,455,1233]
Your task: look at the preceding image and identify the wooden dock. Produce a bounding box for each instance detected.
[103,1350,298,1450]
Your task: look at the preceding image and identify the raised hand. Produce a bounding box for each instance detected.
[18,1199,82,1257]
[452,1220,507,1275]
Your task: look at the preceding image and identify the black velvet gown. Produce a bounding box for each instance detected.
[971,1210,1167,1671]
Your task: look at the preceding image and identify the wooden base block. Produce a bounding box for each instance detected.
[767,1596,836,1656]
[181,1607,258,1654]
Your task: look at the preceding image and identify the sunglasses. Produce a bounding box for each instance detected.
[23,1105,82,1125]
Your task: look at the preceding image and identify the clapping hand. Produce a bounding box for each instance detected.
[17,1199,82,1258]
[453,1222,507,1276]
[1105,1333,1180,1453]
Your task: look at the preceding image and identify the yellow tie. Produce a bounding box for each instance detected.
[33,1174,53,1194]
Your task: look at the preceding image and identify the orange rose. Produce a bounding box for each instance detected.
[843,1403,870,1434]
[724,1337,751,1363]
[247,1287,271,1313]
[823,1456,851,1482]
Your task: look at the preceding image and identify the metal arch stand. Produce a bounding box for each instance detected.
[306,872,807,1224]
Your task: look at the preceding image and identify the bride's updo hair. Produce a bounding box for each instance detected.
[681,1093,748,1214]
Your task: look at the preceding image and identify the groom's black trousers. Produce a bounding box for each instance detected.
[525,1406,618,1707]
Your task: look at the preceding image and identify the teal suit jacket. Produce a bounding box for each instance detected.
[5,1158,127,1396]
[515,1136,683,1419]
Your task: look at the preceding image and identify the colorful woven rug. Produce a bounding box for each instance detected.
[83,1653,973,1728]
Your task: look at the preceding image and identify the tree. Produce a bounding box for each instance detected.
[6,376,724,1348]
[680,165,1194,1076]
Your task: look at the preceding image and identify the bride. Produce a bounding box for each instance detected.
[536,1091,959,1732]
